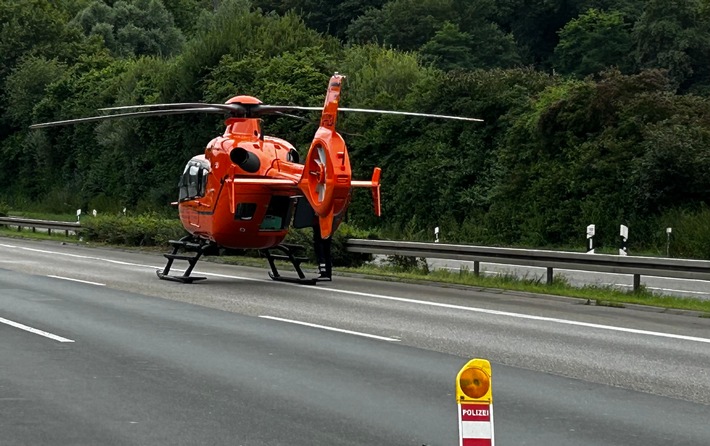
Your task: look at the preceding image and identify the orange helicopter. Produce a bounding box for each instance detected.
[31,73,481,284]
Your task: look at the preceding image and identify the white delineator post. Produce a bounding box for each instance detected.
[586,224,595,254]
[456,358,494,446]
[619,224,629,256]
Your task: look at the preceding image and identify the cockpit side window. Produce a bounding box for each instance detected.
[178,160,210,201]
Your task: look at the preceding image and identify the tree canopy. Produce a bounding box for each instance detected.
[2,0,710,257]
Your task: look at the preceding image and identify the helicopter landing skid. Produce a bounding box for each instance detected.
[156,236,211,283]
[261,244,322,285]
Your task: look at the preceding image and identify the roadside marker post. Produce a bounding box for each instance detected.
[586,224,595,254]
[456,358,494,446]
[619,224,629,256]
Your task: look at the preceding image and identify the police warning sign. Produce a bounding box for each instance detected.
[458,403,493,446]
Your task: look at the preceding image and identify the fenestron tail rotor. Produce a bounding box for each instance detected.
[315,145,328,203]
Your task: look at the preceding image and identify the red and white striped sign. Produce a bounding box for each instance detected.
[458,403,494,446]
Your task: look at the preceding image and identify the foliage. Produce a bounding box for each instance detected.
[3,0,710,262]
[653,205,710,259]
[632,0,710,90]
[284,222,378,267]
[347,0,456,50]
[420,21,520,70]
[253,0,386,40]
[554,8,634,77]
[80,213,186,246]
[71,0,186,57]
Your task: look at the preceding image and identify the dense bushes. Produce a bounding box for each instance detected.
[80,214,185,246]
[284,222,377,267]
[79,214,377,267]
[2,0,710,259]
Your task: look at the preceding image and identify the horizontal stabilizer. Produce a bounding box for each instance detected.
[351,167,382,216]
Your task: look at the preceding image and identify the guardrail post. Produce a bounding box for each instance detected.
[474,261,480,276]
[633,274,641,292]
[546,267,553,285]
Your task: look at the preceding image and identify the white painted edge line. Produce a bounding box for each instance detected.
[322,288,710,344]
[4,242,710,344]
[259,315,400,342]
[47,275,105,286]
[0,316,75,343]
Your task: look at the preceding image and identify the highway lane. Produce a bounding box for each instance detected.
[1,237,710,445]
[2,274,461,445]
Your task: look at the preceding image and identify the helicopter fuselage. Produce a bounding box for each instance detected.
[177,111,309,250]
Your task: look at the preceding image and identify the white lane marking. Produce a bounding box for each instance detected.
[259,315,400,342]
[0,316,75,343]
[47,275,105,286]
[4,243,710,344]
[301,286,710,345]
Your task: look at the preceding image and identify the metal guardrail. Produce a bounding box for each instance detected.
[346,239,710,291]
[0,217,81,236]
[1,218,708,291]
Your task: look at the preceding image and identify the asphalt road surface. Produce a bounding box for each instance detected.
[1,237,709,445]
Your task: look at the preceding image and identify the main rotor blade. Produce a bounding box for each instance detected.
[102,103,315,118]
[102,103,483,122]
[30,107,227,129]
[339,107,484,122]
[100,102,245,114]
[255,105,483,121]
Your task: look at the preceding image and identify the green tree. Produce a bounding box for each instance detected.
[161,0,214,36]
[0,0,71,80]
[487,0,583,68]
[632,0,710,90]
[4,57,68,128]
[252,0,386,39]
[554,9,634,77]
[420,21,519,70]
[173,0,334,99]
[72,0,186,57]
[346,0,454,50]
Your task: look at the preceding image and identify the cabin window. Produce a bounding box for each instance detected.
[178,159,210,201]
[234,203,257,220]
[187,164,199,197]
[260,195,293,230]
